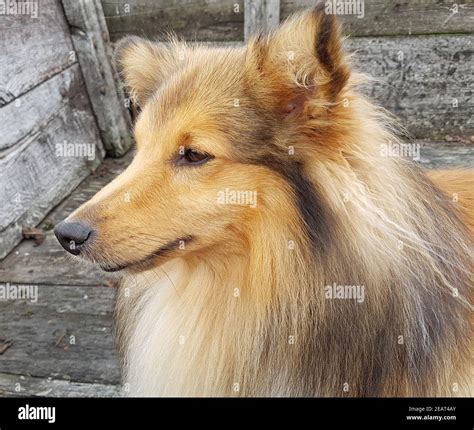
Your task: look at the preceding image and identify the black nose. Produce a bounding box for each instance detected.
[54,221,93,255]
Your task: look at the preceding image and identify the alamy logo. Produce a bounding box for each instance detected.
[325,283,365,303]
[18,404,55,423]
[325,0,365,19]
[380,142,421,161]
[217,188,257,208]
[0,0,38,18]
[55,141,96,160]
[0,282,38,303]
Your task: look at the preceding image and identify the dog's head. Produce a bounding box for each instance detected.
[54,6,351,273]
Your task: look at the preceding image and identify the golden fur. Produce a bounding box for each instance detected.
[62,6,473,396]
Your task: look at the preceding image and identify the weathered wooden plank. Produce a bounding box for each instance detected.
[281,0,474,36]
[0,284,120,384]
[0,373,121,397]
[0,232,107,286]
[62,0,133,157]
[0,0,75,105]
[0,65,84,151]
[0,151,134,286]
[345,35,473,139]
[244,0,280,41]
[417,141,474,170]
[0,64,105,259]
[102,0,474,42]
[0,283,116,315]
[102,0,244,42]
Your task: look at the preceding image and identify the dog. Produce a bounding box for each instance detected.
[54,6,473,396]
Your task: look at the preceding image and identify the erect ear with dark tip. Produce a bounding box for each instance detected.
[314,3,345,74]
[114,36,174,107]
[246,4,350,110]
[312,3,350,98]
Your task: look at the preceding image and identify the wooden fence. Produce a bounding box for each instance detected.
[0,0,131,259]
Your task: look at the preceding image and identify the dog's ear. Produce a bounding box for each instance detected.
[115,36,174,107]
[246,4,350,115]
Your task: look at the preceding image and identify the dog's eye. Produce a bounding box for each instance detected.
[177,149,212,166]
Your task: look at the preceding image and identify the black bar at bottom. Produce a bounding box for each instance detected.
[0,397,472,428]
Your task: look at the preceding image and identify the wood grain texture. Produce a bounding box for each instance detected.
[416,141,474,169]
[0,65,84,151]
[244,0,280,41]
[345,35,474,139]
[0,234,107,286]
[0,65,105,259]
[0,0,75,106]
[0,284,120,385]
[281,0,474,36]
[0,372,121,397]
[62,0,133,157]
[101,0,474,42]
[102,0,244,42]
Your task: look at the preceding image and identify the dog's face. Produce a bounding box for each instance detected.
[54,7,350,272]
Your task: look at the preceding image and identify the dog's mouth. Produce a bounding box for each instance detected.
[99,235,193,273]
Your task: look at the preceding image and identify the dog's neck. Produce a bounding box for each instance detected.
[116,213,313,396]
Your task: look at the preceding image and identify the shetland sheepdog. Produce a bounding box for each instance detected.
[54,6,473,396]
